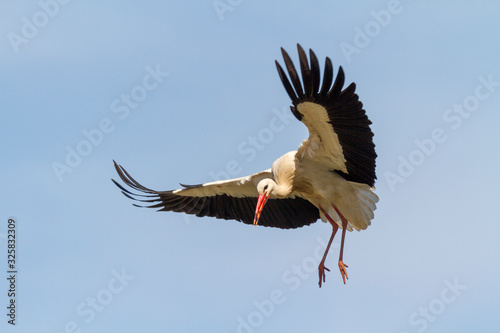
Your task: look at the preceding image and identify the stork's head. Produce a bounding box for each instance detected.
[253,178,276,226]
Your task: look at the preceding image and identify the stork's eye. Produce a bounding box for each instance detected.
[263,185,268,191]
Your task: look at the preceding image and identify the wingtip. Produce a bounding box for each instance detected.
[296,43,304,53]
[338,66,345,77]
[309,48,317,60]
[113,160,122,173]
[325,56,333,67]
[280,46,290,60]
[297,45,308,66]
[280,46,286,57]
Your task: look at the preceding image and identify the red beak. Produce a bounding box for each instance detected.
[253,193,269,226]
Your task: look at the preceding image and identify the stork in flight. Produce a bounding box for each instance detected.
[113,44,378,287]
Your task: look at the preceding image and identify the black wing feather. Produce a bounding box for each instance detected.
[113,162,319,229]
[276,44,377,186]
[309,49,321,95]
[297,44,313,99]
[281,47,304,100]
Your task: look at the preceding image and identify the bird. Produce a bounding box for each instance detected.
[112,44,378,287]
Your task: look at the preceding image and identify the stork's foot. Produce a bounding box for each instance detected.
[318,262,330,288]
[338,260,349,284]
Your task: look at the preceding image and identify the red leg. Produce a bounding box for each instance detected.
[318,207,339,288]
[332,204,349,284]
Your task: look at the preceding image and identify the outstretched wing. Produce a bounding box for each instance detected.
[276,44,377,186]
[112,161,319,229]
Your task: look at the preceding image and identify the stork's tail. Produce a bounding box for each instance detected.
[348,182,379,231]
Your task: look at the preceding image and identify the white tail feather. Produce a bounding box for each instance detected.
[348,182,378,231]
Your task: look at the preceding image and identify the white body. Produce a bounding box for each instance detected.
[269,151,378,231]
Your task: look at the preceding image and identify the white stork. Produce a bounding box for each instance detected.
[113,44,378,287]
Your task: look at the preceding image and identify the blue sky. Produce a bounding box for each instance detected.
[1,1,499,332]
